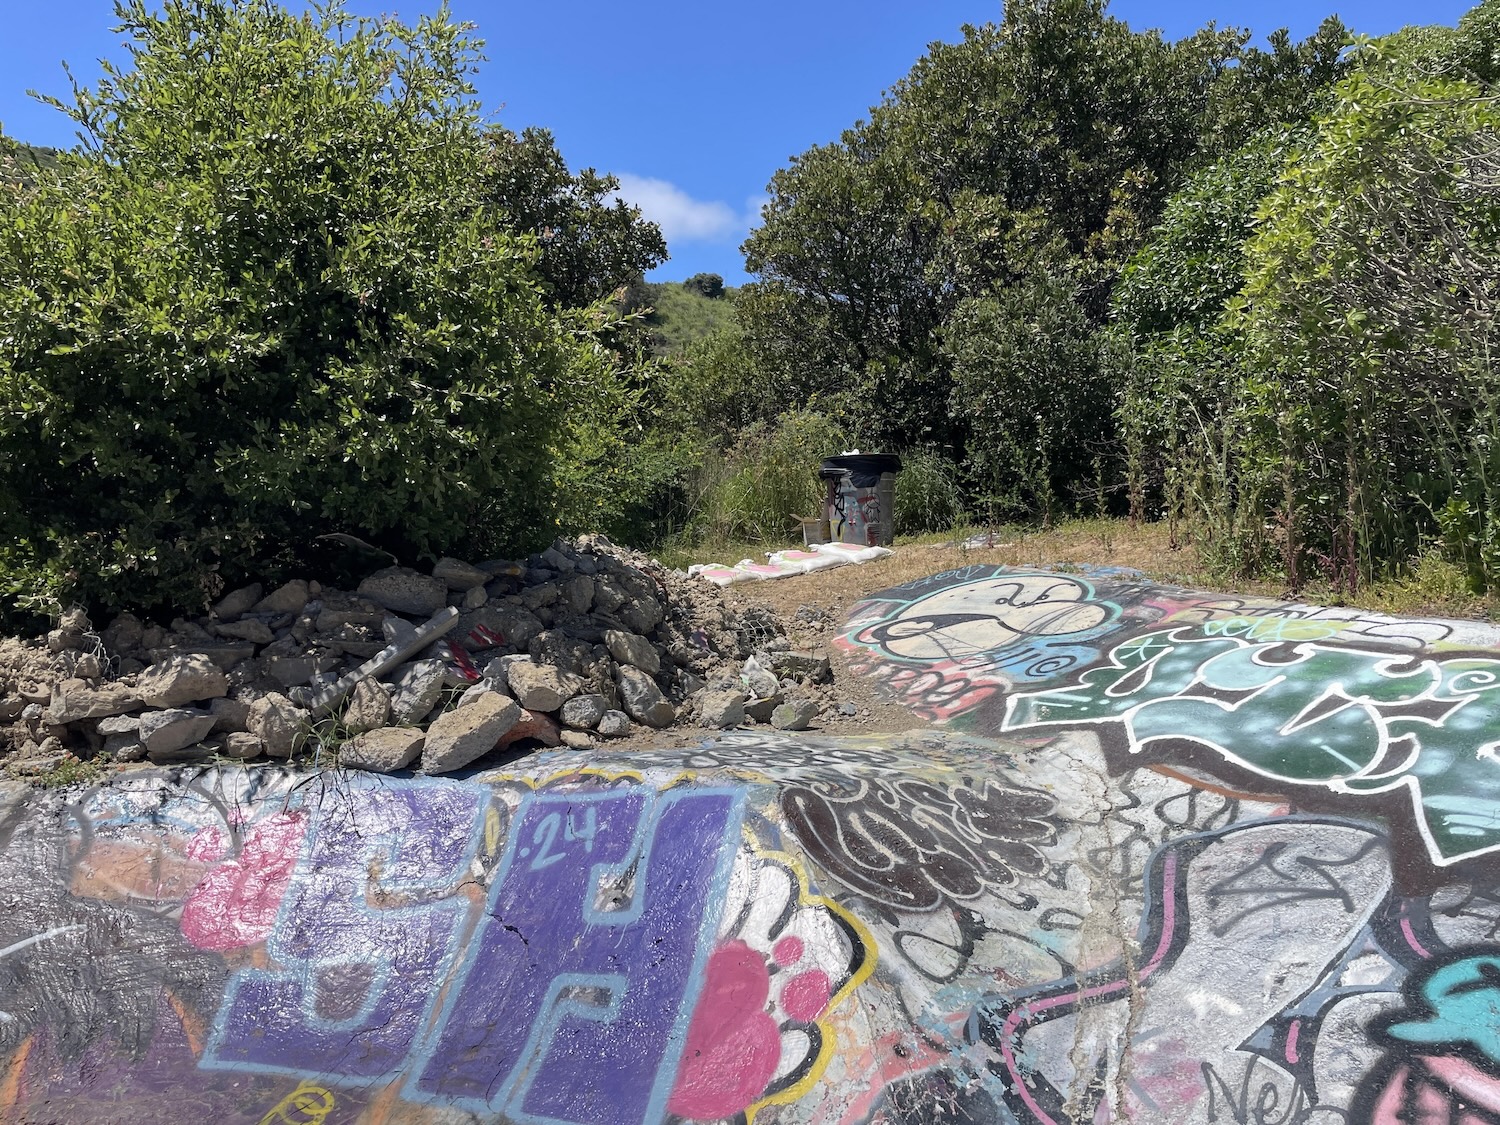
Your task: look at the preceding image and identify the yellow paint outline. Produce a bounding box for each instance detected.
[740,839,879,1123]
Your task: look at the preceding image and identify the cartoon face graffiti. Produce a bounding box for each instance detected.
[854,575,1117,665]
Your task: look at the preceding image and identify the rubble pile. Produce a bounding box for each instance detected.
[0,536,836,778]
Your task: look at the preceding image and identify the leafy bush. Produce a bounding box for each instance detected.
[0,0,612,625]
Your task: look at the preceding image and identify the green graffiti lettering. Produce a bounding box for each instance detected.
[1004,625,1500,865]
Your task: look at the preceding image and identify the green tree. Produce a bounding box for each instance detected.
[483,125,666,309]
[738,0,1348,505]
[1235,63,1500,587]
[0,0,615,622]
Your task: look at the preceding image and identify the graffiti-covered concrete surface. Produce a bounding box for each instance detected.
[830,565,1500,1122]
[7,568,1500,1124]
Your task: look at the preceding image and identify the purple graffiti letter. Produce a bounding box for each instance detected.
[204,780,484,1081]
[412,786,743,1125]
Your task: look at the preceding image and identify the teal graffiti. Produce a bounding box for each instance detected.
[1385,954,1500,1065]
[1002,622,1500,865]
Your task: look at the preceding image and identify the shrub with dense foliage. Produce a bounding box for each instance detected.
[0,0,661,625]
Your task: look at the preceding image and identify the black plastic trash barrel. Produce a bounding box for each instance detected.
[819,453,903,547]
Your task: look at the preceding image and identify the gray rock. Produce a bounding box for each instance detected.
[387,659,447,724]
[697,689,746,730]
[213,584,263,621]
[838,701,857,716]
[341,679,391,734]
[592,575,627,614]
[604,629,661,675]
[316,595,386,633]
[744,692,783,723]
[253,579,310,616]
[101,613,144,654]
[560,730,593,750]
[214,618,275,645]
[433,557,491,591]
[462,584,489,609]
[341,727,424,773]
[561,575,594,615]
[358,567,448,617]
[421,692,520,774]
[103,733,147,762]
[222,732,263,760]
[541,544,577,573]
[209,696,251,734]
[47,679,141,724]
[767,650,833,683]
[139,708,216,757]
[559,693,607,731]
[147,642,256,672]
[771,700,820,731]
[507,662,584,713]
[596,710,633,738]
[521,582,560,611]
[97,713,141,736]
[266,654,338,689]
[136,653,229,709]
[614,666,675,729]
[247,692,308,758]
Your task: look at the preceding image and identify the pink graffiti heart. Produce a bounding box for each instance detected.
[668,939,781,1119]
[179,812,306,952]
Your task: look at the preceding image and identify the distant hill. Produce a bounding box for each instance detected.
[624,274,736,357]
[0,137,62,189]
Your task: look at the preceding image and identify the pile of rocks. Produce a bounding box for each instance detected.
[0,536,838,778]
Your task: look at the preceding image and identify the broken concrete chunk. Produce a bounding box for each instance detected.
[209,696,251,734]
[604,629,661,675]
[138,708,217,757]
[559,692,607,731]
[340,726,424,773]
[387,659,447,725]
[772,700,820,731]
[596,710,633,738]
[97,713,141,737]
[358,566,448,617]
[214,618,275,645]
[213,583,263,621]
[101,613,144,654]
[136,653,229,709]
[767,650,833,683]
[614,666,675,729]
[432,557,491,591]
[246,692,308,758]
[252,580,309,616]
[420,692,519,774]
[697,689,746,730]
[222,732,263,760]
[506,662,584,713]
[744,692,783,723]
[47,679,141,724]
[341,679,391,734]
[103,733,147,762]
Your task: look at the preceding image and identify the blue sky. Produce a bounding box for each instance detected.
[0,1,1478,284]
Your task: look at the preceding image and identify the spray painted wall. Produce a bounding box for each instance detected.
[5,567,1500,1122]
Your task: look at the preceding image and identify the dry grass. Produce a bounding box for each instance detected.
[691,517,1500,624]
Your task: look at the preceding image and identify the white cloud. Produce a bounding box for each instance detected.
[611,173,746,244]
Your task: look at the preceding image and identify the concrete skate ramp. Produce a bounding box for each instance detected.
[5,567,1500,1123]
